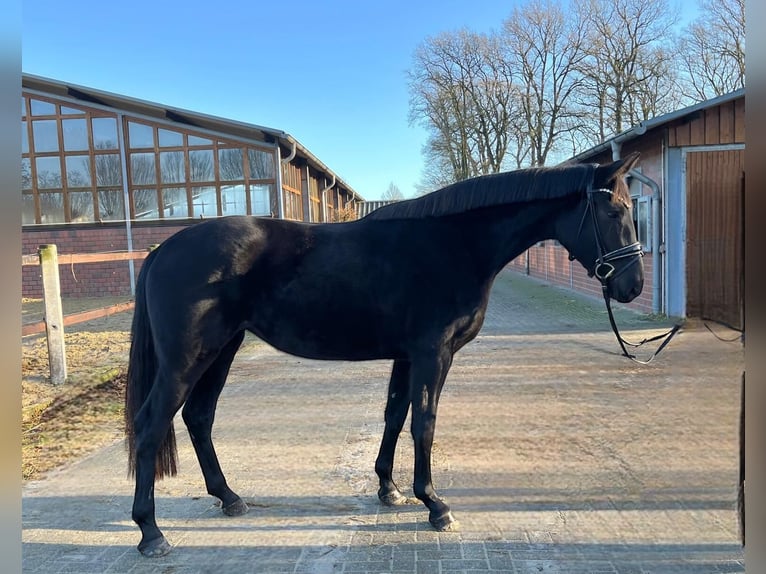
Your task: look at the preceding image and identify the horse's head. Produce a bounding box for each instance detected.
[558,152,644,303]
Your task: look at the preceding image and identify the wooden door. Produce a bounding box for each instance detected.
[685,149,744,329]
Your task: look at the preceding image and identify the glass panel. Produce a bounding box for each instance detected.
[188,134,212,146]
[218,148,243,180]
[160,151,185,183]
[69,191,95,222]
[98,190,125,220]
[162,187,188,218]
[133,189,159,219]
[191,186,218,217]
[21,96,27,117]
[248,148,275,179]
[189,149,214,182]
[249,183,272,215]
[65,155,91,187]
[21,158,32,190]
[62,118,89,151]
[128,121,154,148]
[22,194,37,224]
[95,153,122,186]
[92,117,119,149]
[158,128,183,147]
[130,153,156,185]
[60,105,84,115]
[32,119,59,152]
[35,156,62,188]
[39,193,65,223]
[22,121,28,153]
[221,184,246,215]
[30,99,55,116]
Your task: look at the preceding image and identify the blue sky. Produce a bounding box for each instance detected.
[22,1,697,200]
[22,1,519,200]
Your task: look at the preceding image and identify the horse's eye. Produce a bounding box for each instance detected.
[607,210,621,219]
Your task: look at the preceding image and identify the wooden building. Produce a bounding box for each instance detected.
[507,89,745,328]
[21,74,363,298]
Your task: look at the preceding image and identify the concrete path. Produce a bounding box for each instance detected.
[22,270,745,573]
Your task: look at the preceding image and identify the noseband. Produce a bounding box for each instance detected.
[570,183,680,364]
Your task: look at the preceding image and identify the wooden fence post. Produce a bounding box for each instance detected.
[39,244,67,384]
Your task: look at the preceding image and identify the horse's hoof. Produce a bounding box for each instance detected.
[222,498,249,517]
[429,510,458,532]
[138,535,172,557]
[379,489,416,506]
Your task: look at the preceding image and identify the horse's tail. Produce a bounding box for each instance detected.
[125,247,178,479]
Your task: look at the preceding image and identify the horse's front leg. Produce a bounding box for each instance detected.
[375,359,415,506]
[409,348,457,531]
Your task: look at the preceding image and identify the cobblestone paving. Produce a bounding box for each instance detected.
[22,270,745,573]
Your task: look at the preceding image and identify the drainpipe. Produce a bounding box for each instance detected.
[320,174,335,222]
[610,140,662,315]
[115,112,135,295]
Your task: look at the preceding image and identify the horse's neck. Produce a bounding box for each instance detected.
[456,200,562,279]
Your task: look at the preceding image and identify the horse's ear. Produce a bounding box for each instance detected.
[596,151,640,183]
[619,151,640,174]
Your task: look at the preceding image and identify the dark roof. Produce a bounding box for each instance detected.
[570,89,745,163]
[354,200,400,218]
[22,73,363,201]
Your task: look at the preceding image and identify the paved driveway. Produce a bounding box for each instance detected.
[22,270,745,573]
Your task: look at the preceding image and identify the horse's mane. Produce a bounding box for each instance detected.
[366,163,598,220]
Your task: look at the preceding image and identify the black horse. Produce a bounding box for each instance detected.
[125,152,643,556]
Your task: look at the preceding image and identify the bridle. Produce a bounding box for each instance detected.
[570,183,681,364]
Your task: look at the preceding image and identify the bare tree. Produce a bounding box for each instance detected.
[408,29,519,187]
[576,0,680,140]
[382,182,405,201]
[502,0,588,166]
[677,0,745,100]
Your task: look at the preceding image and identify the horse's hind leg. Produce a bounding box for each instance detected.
[375,359,414,505]
[182,331,248,516]
[132,371,193,557]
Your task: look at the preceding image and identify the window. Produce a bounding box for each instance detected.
[65,155,91,187]
[22,94,126,224]
[250,184,272,215]
[62,118,89,151]
[162,187,188,218]
[160,151,185,183]
[628,172,651,252]
[21,93,279,224]
[158,128,183,147]
[128,122,154,148]
[30,99,55,116]
[92,118,119,149]
[35,156,62,188]
[32,120,59,152]
[633,196,652,252]
[218,148,244,180]
[189,149,214,182]
[192,186,218,217]
[98,190,125,220]
[248,148,275,179]
[221,184,247,215]
[130,153,156,185]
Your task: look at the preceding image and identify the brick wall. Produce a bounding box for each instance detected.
[507,244,654,314]
[22,222,195,298]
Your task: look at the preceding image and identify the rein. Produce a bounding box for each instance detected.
[574,185,681,365]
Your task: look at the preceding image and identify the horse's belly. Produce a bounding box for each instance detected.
[246,320,396,362]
